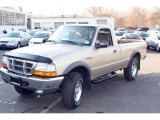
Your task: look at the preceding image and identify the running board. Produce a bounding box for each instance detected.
[92,72,117,83]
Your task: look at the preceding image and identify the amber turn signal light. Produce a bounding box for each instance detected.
[33,70,57,77]
[2,63,7,69]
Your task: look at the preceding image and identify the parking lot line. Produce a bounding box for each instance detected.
[40,97,61,113]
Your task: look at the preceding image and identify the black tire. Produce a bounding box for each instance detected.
[17,42,21,48]
[146,42,149,49]
[156,44,160,52]
[14,86,33,95]
[124,57,139,81]
[62,72,83,109]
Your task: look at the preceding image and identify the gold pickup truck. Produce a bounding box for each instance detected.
[0,25,147,109]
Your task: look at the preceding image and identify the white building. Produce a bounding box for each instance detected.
[0,7,32,32]
[32,17,115,30]
[32,18,53,30]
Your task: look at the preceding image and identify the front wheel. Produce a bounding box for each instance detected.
[14,86,33,95]
[17,42,21,48]
[62,72,83,109]
[124,57,139,81]
[146,42,149,49]
[156,44,160,52]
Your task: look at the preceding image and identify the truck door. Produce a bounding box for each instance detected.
[92,28,121,78]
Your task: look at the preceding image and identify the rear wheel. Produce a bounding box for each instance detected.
[14,86,33,95]
[156,44,160,52]
[124,57,139,81]
[62,72,83,109]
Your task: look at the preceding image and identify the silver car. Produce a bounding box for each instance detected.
[0,31,4,38]
[146,33,160,52]
[0,31,31,49]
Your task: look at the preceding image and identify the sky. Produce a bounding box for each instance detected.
[0,0,160,16]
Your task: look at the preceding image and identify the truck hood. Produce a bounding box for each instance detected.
[10,44,83,60]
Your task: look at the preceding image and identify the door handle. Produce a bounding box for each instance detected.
[113,50,117,53]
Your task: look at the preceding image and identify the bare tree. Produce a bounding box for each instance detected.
[124,7,147,28]
[146,7,160,28]
[87,6,116,17]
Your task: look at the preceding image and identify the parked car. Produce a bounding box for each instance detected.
[0,25,147,109]
[137,27,149,32]
[146,33,160,52]
[29,31,52,45]
[119,33,143,43]
[122,33,142,39]
[117,28,134,33]
[136,31,149,40]
[115,31,125,41]
[0,31,4,37]
[28,30,39,37]
[0,31,30,49]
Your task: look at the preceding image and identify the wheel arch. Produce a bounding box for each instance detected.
[128,51,141,70]
[62,61,92,89]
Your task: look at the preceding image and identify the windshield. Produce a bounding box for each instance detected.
[48,26,96,46]
[5,32,20,38]
[115,31,124,36]
[139,32,149,37]
[28,31,38,36]
[33,32,50,38]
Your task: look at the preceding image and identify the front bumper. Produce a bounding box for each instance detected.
[0,43,17,48]
[0,68,64,94]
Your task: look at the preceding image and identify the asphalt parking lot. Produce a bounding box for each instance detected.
[0,49,160,113]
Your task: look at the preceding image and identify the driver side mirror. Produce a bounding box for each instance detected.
[95,41,108,49]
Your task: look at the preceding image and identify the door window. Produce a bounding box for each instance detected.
[96,28,113,46]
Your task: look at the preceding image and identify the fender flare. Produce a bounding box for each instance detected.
[127,50,141,69]
[63,61,92,78]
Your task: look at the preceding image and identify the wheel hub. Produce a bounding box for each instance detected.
[131,62,138,77]
[74,78,82,104]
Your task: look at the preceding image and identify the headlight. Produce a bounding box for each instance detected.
[33,63,57,77]
[2,57,8,69]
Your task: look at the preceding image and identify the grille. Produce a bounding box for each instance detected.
[7,58,37,75]
[0,41,9,43]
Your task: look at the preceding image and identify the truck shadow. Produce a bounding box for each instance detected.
[49,72,160,113]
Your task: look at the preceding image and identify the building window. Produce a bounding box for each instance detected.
[34,22,40,29]
[54,22,64,28]
[0,10,3,25]
[78,22,88,24]
[97,20,107,25]
[0,10,25,26]
[42,22,52,28]
[66,22,76,24]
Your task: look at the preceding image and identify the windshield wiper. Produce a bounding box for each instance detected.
[59,40,83,46]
